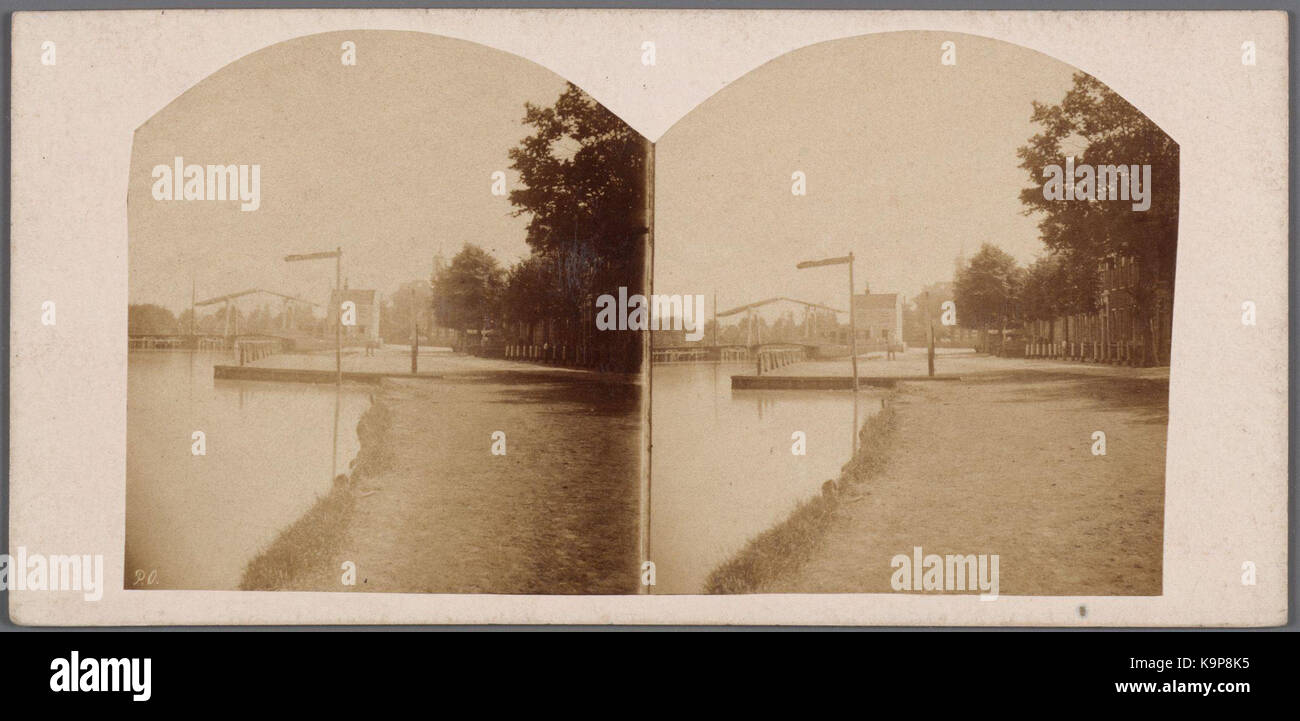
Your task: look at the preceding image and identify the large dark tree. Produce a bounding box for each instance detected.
[1020,255,1065,324]
[508,83,648,288]
[500,254,564,328]
[505,83,649,371]
[431,244,505,334]
[954,244,1023,351]
[1017,72,1178,363]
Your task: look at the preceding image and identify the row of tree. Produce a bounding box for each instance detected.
[128,303,321,336]
[127,303,182,335]
[953,73,1178,365]
[429,83,648,372]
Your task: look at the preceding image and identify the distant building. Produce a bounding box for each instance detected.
[852,292,905,349]
[329,288,381,344]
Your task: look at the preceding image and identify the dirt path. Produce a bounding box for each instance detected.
[767,370,1167,596]
[291,374,641,594]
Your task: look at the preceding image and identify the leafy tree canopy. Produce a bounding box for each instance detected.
[1017,72,1179,293]
[507,82,647,303]
[431,244,505,331]
[128,304,179,335]
[954,244,1023,331]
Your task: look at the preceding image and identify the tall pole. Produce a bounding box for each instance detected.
[847,252,859,393]
[283,248,345,483]
[333,248,342,484]
[335,247,342,387]
[848,253,859,455]
[796,253,860,453]
[411,287,419,374]
[926,290,935,377]
[188,276,196,383]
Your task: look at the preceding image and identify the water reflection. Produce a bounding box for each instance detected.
[125,351,369,590]
[649,362,879,593]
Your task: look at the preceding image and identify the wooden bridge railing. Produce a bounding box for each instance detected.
[235,338,284,366]
[650,347,708,363]
[127,336,186,350]
[129,334,234,351]
[755,345,806,375]
[647,344,811,368]
[719,346,749,361]
[648,345,755,363]
[128,335,286,362]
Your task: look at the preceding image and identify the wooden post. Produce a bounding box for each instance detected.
[925,290,935,377]
[1103,291,1111,363]
[411,287,419,374]
[335,248,342,388]
[713,292,718,347]
[848,252,859,399]
[332,249,342,485]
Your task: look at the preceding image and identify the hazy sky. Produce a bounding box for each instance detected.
[655,31,1080,318]
[129,30,567,315]
[131,30,1088,322]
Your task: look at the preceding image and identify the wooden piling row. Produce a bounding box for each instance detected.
[754,346,806,375]
[235,339,283,366]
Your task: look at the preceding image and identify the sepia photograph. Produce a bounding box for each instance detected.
[650,31,1177,596]
[125,31,648,594]
[6,6,1285,632]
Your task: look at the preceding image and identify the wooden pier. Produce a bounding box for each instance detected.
[731,374,962,390]
[213,365,443,384]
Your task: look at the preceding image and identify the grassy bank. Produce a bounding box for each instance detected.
[760,371,1167,595]
[703,397,899,594]
[239,393,394,591]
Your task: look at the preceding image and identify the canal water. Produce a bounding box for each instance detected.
[125,351,370,590]
[650,362,881,593]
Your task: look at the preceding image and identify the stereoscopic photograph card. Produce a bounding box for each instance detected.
[6,8,1288,626]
